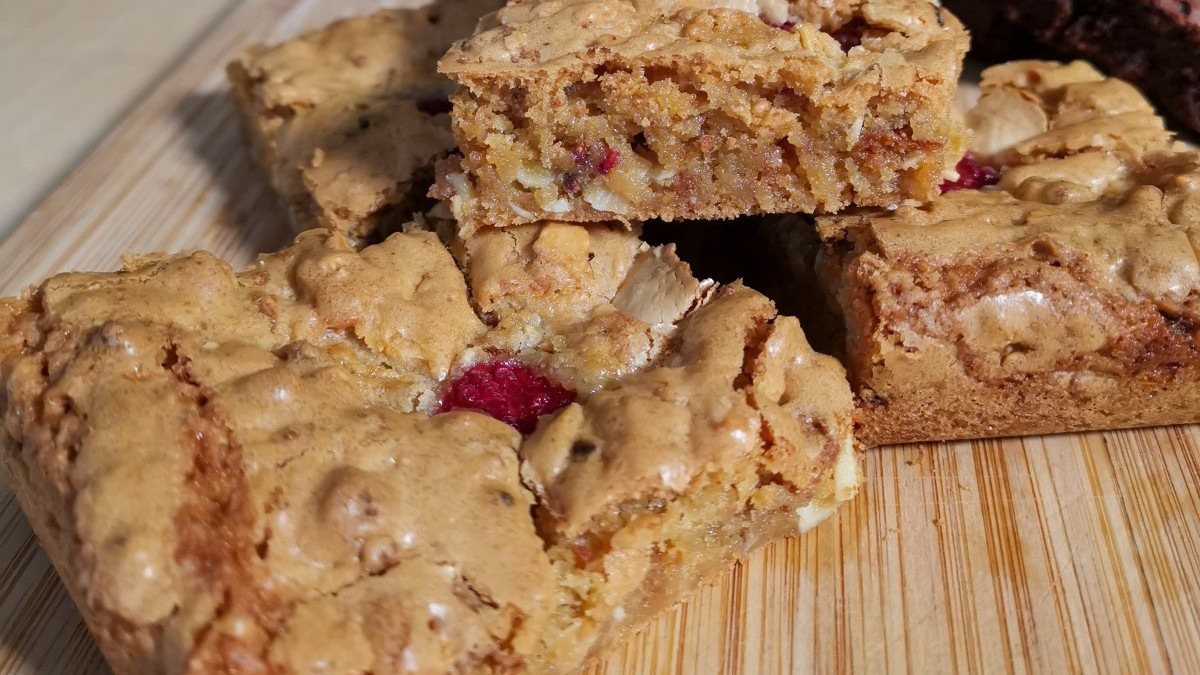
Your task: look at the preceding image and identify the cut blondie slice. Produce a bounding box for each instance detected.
[0,221,858,673]
[457,223,859,668]
[227,2,501,237]
[436,0,969,232]
[810,61,1200,445]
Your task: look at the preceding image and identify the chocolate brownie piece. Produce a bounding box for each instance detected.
[807,61,1200,445]
[227,2,502,238]
[0,221,859,672]
[946,0,1200,134]
[435,0,969,232]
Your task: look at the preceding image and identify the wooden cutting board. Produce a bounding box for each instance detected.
[1,1,1199,673]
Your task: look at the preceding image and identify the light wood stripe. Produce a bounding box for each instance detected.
[1,0,1199,673]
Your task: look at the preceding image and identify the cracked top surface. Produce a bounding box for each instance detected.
[440,0,964,76]
[817,60,1200,383]
[2,232,538,673]
[0,222,854,673]
[822,61,1200,303]
[233,8,458,112]
[228,3,500,234]
[964,60,1187,198]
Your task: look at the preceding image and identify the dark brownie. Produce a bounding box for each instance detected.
[947,0,1200,134]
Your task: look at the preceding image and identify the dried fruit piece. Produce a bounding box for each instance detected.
[940,154,1000,193]
[562,173,583,195]
[562,143,622,193]
[572,143,593,168]
[761,15,796,31]
[438,359,576,433]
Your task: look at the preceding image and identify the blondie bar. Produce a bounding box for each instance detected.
[437,0,969,232]
[227,2,500,237]
[0,222,858,672]
[812,61,1200,444]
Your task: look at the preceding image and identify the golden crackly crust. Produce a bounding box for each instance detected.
[226,2,501,237]
[0,222,858,673]
[815,60,1200,445]
[437,0,969,231]
[0,232,542,674]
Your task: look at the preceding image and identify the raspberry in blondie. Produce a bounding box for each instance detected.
[437,0,970,232]
[810,61,1200,444]
[0,221,858,672]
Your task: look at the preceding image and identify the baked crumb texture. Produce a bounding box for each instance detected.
[815,60,1200,445]
[436,0,969,232]
[0,223,858,673]
[226,2,502,238]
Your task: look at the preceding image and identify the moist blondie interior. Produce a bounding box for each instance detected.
[808,61,1200,445]
[437,0,969,232]
[226,1,501,238]
[0,220,859,673]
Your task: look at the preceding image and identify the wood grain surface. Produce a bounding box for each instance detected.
[1,1,1199,673]
[0,0,238,238]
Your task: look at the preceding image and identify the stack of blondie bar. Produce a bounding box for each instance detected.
[1,0,1198,672]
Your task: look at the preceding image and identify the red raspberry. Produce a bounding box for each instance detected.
[437,359,576,434]
[596,148,621,175]
[940,154,1001,193]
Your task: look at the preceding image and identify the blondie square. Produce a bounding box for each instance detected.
[227,2,500,237]
[0,221,858,672]
[436,0,969,232]
[811,61,1200,445]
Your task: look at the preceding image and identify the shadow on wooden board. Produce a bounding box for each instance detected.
[173,91,294,258]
